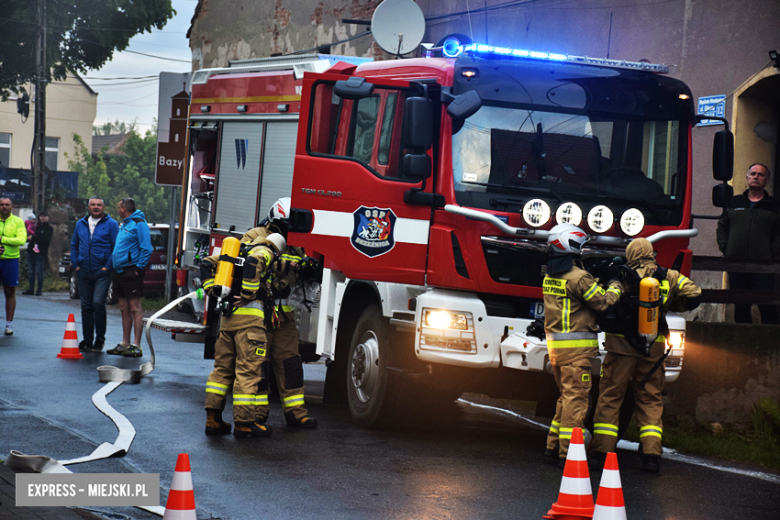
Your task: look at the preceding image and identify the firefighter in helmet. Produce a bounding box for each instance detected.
[240,197,318,429]
[590,237,701,473]
[201,232,287,438]
[543,224,622,467]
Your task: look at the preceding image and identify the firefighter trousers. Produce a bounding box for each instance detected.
[256,320,309,422]
[591,351,664,456]
[205,326,268,424]
[546,358,593,459]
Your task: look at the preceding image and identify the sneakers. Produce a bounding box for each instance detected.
[35,291,42,296]
[285,411,318,429]
[4,325,12,336]
[91,338,105,352]
[205,410,231,436]
[122,345,143,357]
[78,340,93,351]
[233,422,273,438]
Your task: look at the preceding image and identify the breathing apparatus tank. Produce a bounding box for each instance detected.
[638,277,660,344]
[213,237,241,301]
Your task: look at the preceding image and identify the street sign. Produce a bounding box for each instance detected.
[697,94,726,126]
[155,72,191,186]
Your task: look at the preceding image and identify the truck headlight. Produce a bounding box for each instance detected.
[620,208,644,237]
[523,199,551,227]
[667,331,684,349]
[587,205,613,233]
[424,309,469,330]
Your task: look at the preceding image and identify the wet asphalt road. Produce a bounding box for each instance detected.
[1,293,778,519]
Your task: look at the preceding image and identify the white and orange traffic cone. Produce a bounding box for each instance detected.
[593,452,627,519]
[544,427,595,520]
[162,453,196,520]
[56,314,83,359]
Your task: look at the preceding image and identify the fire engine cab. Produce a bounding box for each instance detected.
[174,44,732,428]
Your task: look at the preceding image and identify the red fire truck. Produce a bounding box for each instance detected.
[174,45,732,428]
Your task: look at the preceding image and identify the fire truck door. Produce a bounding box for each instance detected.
[291,79,433,286]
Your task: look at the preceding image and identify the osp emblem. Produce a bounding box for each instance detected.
[235,139,249,169]
[351,206,397,258]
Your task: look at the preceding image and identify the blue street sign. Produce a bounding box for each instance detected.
[697,95,726,126]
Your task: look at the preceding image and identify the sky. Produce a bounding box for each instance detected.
[85,0,196,135]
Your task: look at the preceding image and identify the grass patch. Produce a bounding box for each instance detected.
[623,398,780,471]
[141,296,167,312]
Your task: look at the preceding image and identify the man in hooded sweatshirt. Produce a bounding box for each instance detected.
[107,198,152,357]
[590,238,701,473]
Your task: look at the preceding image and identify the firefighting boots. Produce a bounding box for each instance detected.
[205,410,231,436]
[639,445,661,473]
[285,411,318,429]
[544,445,559,464]
[233,422,273,438]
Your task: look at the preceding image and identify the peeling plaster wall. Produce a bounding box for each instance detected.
[188,0,386,70]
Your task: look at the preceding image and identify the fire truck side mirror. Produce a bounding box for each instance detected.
[333,77,374,100]
[712,183,733,208]
[446,90,482,122]
[401,153,432,180]
[712,129,734,182]
[402,97,433,151]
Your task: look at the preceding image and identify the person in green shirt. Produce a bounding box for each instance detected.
[0,197,29,335]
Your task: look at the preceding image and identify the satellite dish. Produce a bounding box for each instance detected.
[371,0,426,56]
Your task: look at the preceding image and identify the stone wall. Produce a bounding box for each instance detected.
[665,322,780,424]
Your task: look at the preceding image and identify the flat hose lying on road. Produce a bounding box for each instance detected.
[5,291,203,517]
[97,292,200,383]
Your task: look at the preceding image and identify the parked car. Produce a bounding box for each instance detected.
[60,224,176,302]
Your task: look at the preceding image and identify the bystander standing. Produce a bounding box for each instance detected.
[0,197,28,335]
[71,196,119,352]
[107,198,152,357]
[23,211,52,295]
[716,163,780,324]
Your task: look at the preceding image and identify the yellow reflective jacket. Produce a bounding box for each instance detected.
[0,215,28,260]
[543,265,621,366]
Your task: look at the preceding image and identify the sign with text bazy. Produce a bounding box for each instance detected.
[155,72,191,186]
[697,95,726,126]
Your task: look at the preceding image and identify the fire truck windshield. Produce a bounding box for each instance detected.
[452,105,687,227]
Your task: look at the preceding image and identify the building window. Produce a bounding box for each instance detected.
[0,133,10,167]
[45,136,59,171]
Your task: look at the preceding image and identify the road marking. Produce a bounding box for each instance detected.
[458,398,780,484]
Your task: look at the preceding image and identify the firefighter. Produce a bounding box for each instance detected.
[590,237,701,473]
[241,197,318,429]
[201,232,287,438]
[543,224,622,468]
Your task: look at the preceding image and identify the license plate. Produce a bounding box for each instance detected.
[531,301,545,319]
[58,267,66,273]
[149,264,167,270]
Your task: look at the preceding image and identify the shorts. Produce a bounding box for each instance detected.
[0,258,20,287]
[112,268,145,299]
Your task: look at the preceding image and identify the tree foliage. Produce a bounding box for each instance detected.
[93,120,137,136]
[0,0,175,98]
[66,129,170,224]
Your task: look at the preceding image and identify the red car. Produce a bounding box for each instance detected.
[61,224,176,302]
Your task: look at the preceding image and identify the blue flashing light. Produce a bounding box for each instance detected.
[459,42,669,73]
[442,37,463,58]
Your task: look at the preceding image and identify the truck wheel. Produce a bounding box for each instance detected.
[69,273,79,299]
[347,304,395,428]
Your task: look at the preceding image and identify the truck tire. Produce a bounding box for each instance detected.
[346,304,396,428]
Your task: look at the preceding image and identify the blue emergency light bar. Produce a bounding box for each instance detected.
[460,43,669,74]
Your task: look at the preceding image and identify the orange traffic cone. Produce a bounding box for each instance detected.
[593,453,626,520]
[544,427,595,520]
[162,453,196,520]
[56,314,83,359]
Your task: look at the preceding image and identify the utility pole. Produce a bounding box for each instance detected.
[32,0,47,214]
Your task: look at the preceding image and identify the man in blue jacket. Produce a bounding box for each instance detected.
[70,197,119,352]
[107,198,153,357]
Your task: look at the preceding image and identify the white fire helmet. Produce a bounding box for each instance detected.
[268,197,291,225]
[547,224,588,255]
[265,233,287,255]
